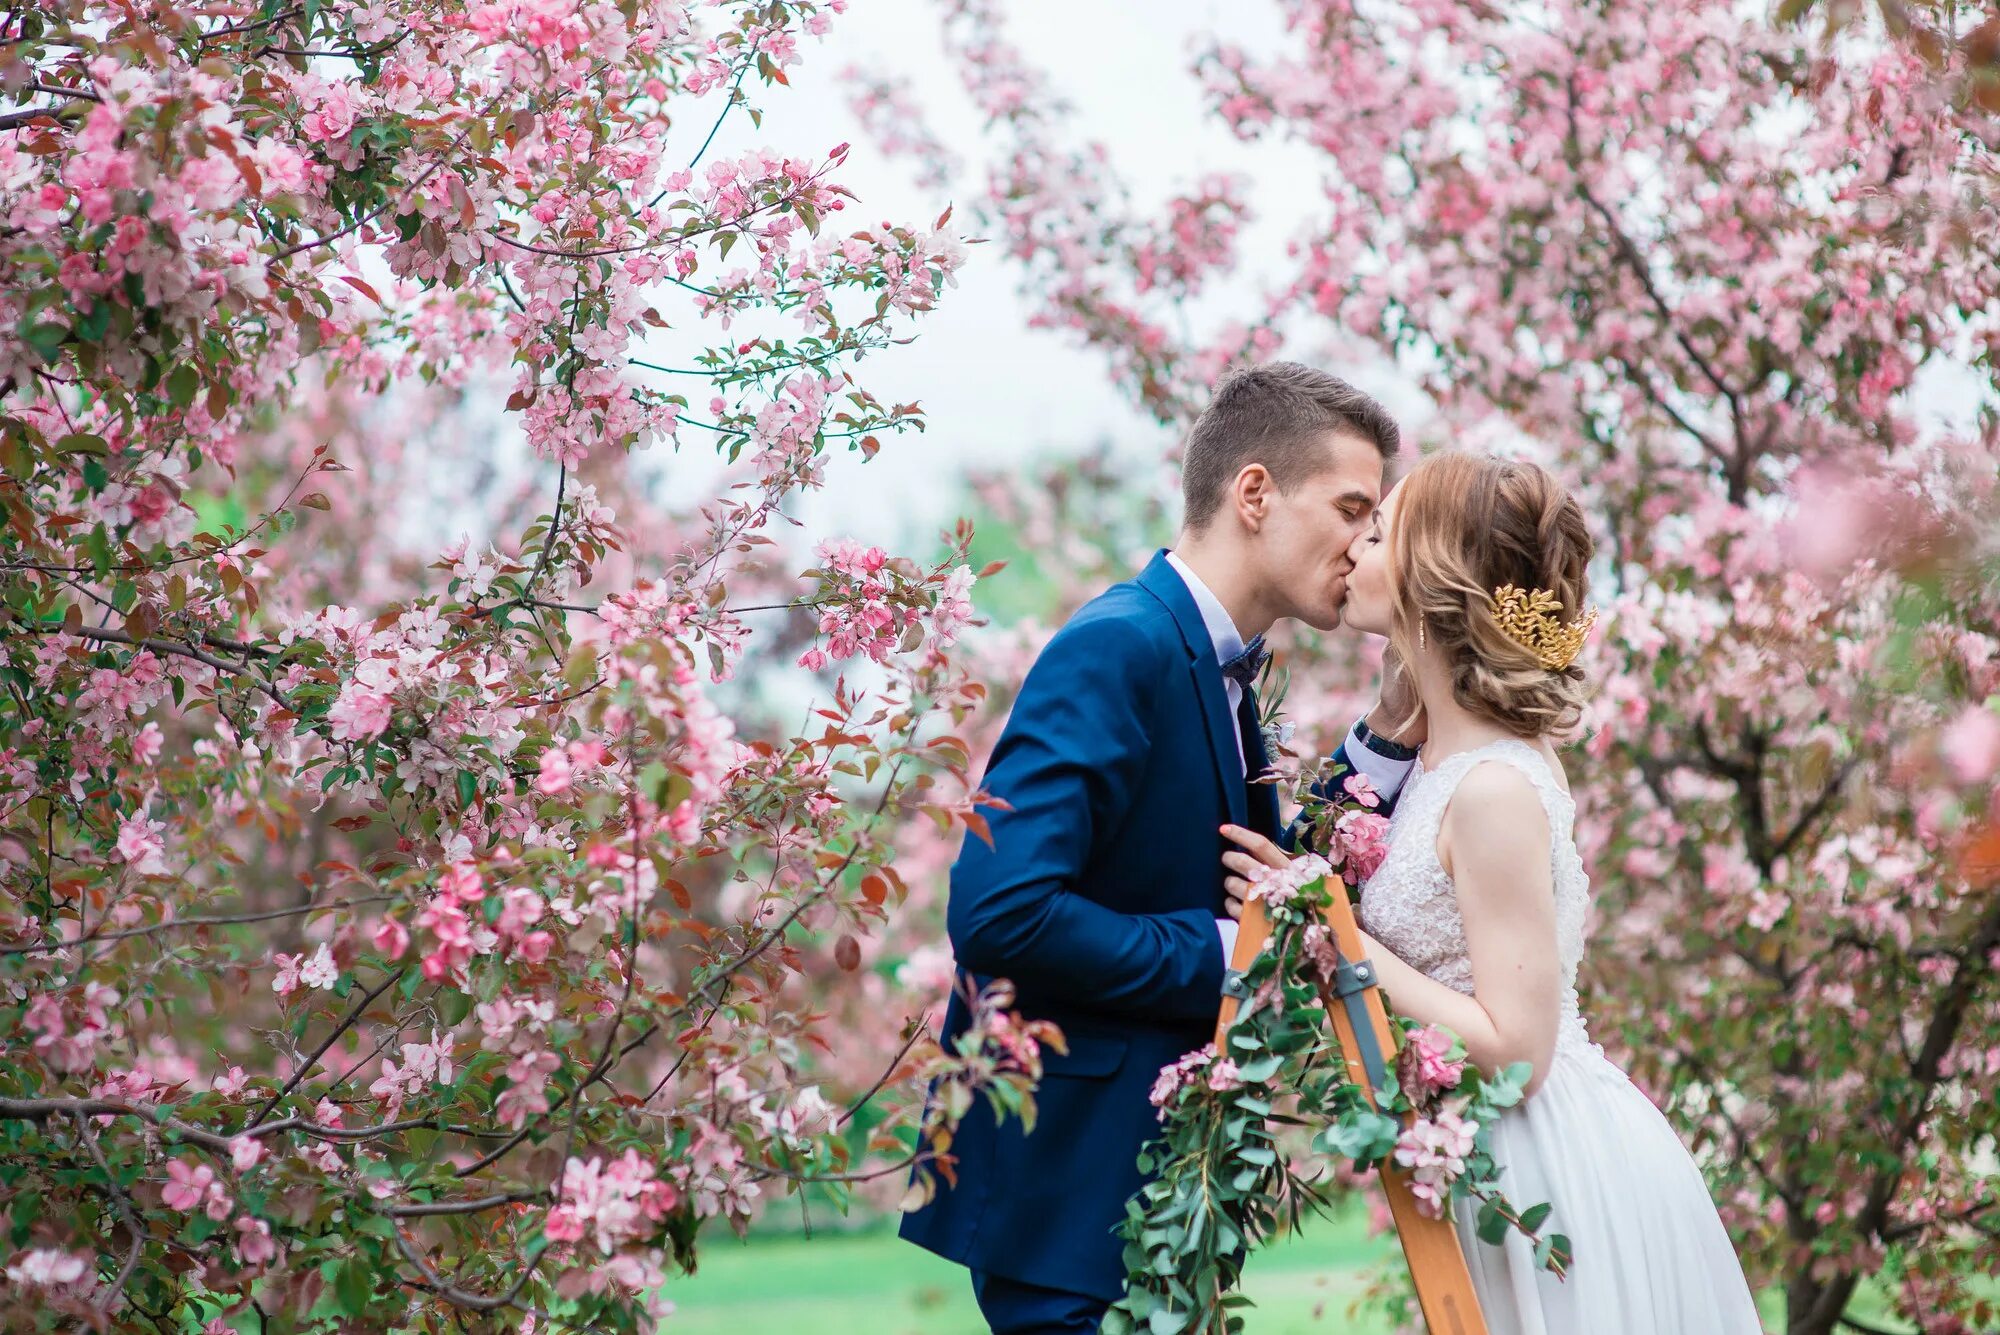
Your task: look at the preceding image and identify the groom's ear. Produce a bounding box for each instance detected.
[1233,463,1274,533]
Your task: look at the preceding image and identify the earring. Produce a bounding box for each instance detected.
[1418,620,1427,652]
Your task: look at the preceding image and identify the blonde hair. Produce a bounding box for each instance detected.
[1389,452,1595,737]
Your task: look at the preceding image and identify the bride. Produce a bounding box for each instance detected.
[1221,451,1766,1334]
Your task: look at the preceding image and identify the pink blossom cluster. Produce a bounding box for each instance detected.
[4,1247,93,1294]
[978,1007,1044,1074]
[798,538,901,671]
[1393,1109,1481,1219]
[161,1158,233,1221]
[271,944,339,998]
[894,942,959,998]
[841,68,961,188]
[409,862,551,984]
[671,1100,763,1222]
[367,1029,457,1116]
[1148,1045,1218,1111]
[1399,1024,1469,1102]
[1324,808,1391,883]
[1129,175,1250,298]
[474,993,562,1129]
[535,738,608,795]
[1243,851,1334,909]
[544,1151,680,1254]
[23,981,123,1074]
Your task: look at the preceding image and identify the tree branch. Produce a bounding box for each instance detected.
[3,608,289,710]
[249,967,409,1127]
[0,894,396,957]
[73,1113,144,1309]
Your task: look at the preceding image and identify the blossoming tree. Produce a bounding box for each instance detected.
[858,2,2000,1331]
[0,1,1050,1329]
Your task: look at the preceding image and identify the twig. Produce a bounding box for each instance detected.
[249,967,408,1126]
[73,1114,144,1309]
[835,1010,932,1129]
[384,1189,543,1218]
[0,894,396,957]
[4,609,289,710]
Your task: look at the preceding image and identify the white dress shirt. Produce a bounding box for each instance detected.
[1165,551,1248,774]
[1162,551,1417,967]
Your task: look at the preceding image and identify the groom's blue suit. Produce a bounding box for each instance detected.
[901,549,1399,1328]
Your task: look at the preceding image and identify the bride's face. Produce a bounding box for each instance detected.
[1341,479,1401,636]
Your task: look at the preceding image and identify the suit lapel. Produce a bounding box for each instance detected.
[1134,550,1248,829]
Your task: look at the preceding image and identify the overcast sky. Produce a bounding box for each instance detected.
[622,0,1431,552]
[413,2,1989,561]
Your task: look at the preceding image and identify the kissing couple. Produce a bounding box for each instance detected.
[902,362,1764,1334]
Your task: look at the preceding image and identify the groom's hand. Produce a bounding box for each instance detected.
[1220,824,1291,921]
[1368,644,1426,747]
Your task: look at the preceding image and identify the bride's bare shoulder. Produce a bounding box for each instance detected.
[1437,760,1552,874]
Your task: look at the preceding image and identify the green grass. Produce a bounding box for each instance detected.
[663,1208,1997,1333]
[661,1206,1399,1335]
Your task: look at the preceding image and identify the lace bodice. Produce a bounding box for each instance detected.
[1359,739,1604,1060]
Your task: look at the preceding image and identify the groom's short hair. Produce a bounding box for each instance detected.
[1181,362,1399,532]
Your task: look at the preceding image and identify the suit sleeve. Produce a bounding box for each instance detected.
[1282,721,1416,853]
[946,615,1225,1023]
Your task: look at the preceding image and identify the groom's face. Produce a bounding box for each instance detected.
[1254,429,1386,632]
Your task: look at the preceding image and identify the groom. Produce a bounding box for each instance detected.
[899,362,1423,1332]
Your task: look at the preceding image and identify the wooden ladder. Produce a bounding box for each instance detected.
[1213,894,1489,1335]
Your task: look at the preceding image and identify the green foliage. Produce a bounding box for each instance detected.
[1106,870,1563,1335]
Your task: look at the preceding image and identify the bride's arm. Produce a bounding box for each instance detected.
[1222,763,1564,1097]
[1360,764,1563,1097]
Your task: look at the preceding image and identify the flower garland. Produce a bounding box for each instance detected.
[1105,764,1571,1335]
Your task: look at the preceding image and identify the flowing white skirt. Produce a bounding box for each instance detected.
[1448,1042,1767,1334]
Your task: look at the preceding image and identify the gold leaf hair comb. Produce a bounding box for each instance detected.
[1490,584,1597,671]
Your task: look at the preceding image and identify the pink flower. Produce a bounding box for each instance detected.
[162,1159,212,1211]
[231,1137,265,1172]
[131,721,164,765]
[298,944,338,990]
[1245,852,1333,907]
[233,1216,277,1267]
[536,747,576,794]
[372,916,410,960]
[327,685,393,741]
[1401,1024,1467,1097]
[5,1248,89,1289]
[271,953,302,997]
[116,811,168,874]
[1393,1111,1480,1219]
[304,84,360,143]
[546,1151,676,1253]
[1206,1059,1243,1092]
[893,943,957,997]
[1332,809,1391,881]
[163,1159,232,1219]
[1148,1046,1216,1110]
[1942,705,2000,785]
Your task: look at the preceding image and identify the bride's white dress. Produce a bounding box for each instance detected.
[1359,739,1765,1334]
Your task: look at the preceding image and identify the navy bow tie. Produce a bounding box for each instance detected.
[1220,634,1268,689]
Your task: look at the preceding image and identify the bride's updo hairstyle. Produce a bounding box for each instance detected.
[1390,452,1595,738]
